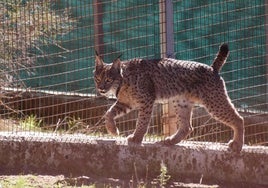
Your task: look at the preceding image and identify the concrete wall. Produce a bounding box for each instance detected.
[0,132,267,185]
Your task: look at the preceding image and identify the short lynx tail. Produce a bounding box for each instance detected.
[211,43,229,72]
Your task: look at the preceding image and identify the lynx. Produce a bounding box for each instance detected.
[94,44,244,152]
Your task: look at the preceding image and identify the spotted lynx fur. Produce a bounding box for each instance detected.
[94,44,244,152]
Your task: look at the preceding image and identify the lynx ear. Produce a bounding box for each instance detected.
[111,54,122,70]
[95,50,104,68]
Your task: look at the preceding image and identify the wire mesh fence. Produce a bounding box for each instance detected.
[0,0,267,146]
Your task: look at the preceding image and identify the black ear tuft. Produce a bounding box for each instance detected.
[95,50,104,68]
[95,49,99,56]
[219,43,229,54]
[116,53,122,60]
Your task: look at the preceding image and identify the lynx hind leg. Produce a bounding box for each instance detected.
[159,98,194,146]
[203,92,244,152]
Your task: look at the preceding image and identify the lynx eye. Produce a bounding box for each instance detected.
[105,77,113,83]
[95,76,101,83]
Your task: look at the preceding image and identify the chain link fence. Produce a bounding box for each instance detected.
[0,0,267,146]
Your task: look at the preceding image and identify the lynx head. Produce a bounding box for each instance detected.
[94,51,122,97]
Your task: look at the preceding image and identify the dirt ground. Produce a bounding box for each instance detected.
[1,174,267,188]
[0,174,216,188]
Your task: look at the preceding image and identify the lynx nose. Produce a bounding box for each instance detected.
[98,84,106,92]
[98,88,107,94]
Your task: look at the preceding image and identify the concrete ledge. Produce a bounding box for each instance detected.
[0,132,267,185]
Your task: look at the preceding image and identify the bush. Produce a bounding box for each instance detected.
[0,0,75,87]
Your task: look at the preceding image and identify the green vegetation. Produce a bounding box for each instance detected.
[19,115,42,131]
[157,161,171,186]
[16,115,89,133]
[0,176,32,188]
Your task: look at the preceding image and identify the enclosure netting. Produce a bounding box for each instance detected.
[0,0,267,145]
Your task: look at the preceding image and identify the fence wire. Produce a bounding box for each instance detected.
[0,0,267,146]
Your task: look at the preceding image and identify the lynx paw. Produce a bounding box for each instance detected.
[127,134,143,145]
[228,140,243,153]
[155,137,178,146]
[106,125,119,136]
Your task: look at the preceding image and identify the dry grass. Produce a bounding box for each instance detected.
[0,0,75,87]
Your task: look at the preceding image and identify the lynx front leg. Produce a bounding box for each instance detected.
[158,99,193,146]
[127,101,154,144]
[95,101,131,136]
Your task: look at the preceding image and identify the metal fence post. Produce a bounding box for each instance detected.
[93,0,104,55]
[159,0,174,58]
[165,0,175,58]
[265,0,268,110]
[159,0,177,136]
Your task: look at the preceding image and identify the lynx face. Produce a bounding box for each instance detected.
[94,55,122,97]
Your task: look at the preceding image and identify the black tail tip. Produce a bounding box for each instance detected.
[219,43,229,53]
